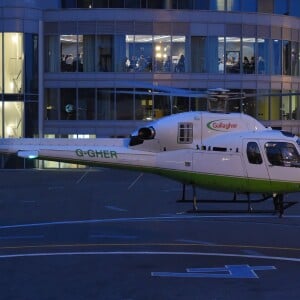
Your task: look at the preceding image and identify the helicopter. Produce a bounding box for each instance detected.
[0,87,299,217]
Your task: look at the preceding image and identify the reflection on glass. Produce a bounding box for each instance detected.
[116,89,133,120]
[191,36,206,73]
[271,39,282,75]
[45,88,59,120]
[283,40,291,75]
[257,38,270,74]
[60,88,76,120]
[135,91,153,120]
[97,88,114,120]
[78,88,95,120]
[242,38,255,74]
[257,92,269,121]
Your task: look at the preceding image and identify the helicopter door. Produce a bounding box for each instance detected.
[243,140,270,191]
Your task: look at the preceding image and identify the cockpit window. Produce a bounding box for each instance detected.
[247,142,262,164]
[265,142,300,167]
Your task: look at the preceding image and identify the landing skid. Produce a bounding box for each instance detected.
[177,185,297,217]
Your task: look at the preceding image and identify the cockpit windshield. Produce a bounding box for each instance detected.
[265,142,300,167]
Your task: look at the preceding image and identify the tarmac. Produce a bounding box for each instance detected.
[0,168,300,300]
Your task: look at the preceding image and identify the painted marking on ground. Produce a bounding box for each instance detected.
[89,234,137,240]
[104,205,128,212]
[0,251,297,263]
[152,264,276,278]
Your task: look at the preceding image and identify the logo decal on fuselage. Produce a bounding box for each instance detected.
[207,119,238,132]
[75,149,118,159]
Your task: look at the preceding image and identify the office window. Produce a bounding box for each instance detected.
[194,0,209,9]
[291,93,300,120]
[77,0,92,8]
[60,88,76,120]
[291,42,299,76]
[242,38,255,74]
[227,0,241,11]
[283,40,291,75]
[78,89,95,120]
[225,37,241,74]
[93,0,109,8]
[0,34,2,93]
[126,35,153,72]
[45,35,59,72]
[258,0,273,13]
[290,0,300,17]
[97,35,113,72]
[154,95,170,118]
[109,0,124,8]
[82,35,95,72]
[257,92,269,121]
[191,36,207,73]
[60,35,78,72]
[124,0,140,8]
[257,38,270,74]
[177,123,193,144]
[271,39,282,75]
[45,88,59,120]
[116,89,133,120]
[270,91,280,120]
[61,0,77,8]
[172,36,186,72]
[25,34,38,94]
[154,35,171,72]
[4,102,23,138]
[210,0,225,10]
[176,0,193,9]
[97,88,114,120]
[4,33,24,94]
[274,0,288,15]
[241,0,256,12]
[207,36,223,73]
[135,90,153,120]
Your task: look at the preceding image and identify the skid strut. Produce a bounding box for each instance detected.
[177,185,296,216]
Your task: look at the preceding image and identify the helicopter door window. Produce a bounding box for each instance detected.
[247,142,263,164]
[265,142,300,167]
[177,122,193,144]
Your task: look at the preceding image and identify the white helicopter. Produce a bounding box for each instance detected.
[0,87,299,216]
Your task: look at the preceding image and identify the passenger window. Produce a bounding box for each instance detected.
[177,122,193,144]
[265,142,300,167]
[247,142,262,164]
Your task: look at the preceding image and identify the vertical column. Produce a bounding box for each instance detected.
[38,20,44,139]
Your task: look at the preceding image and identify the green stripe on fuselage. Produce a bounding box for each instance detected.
[38,155,300,194]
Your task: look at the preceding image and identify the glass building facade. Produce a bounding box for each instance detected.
[1,0,300,167]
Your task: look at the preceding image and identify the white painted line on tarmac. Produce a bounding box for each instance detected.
[1,214,300,230]
[0,235,44,240]
[177,239,216,246]
[76,171,89,184]
[104,205,128,212]
[90,234,137,240]
[127,173,143,190]
[0,251,299,263]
